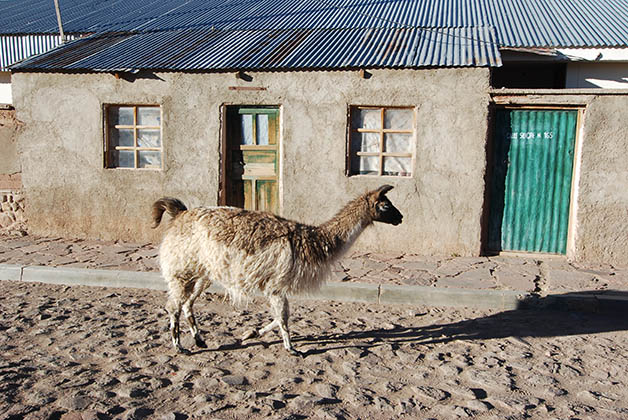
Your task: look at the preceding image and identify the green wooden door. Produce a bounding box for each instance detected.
[488,109,578,254]
[225,107,280,213]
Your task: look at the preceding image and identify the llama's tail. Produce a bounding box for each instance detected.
[151,198,188,228]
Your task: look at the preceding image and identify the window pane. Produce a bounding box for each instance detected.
[137,107,160,126]
[385,133,411,153]
[138,151,161,168]
[361,132,380,152]
[114,150,135,168]
[384,108,413,130]
[256,114,269,145]
[137,129,161,148]
[111,128,134,147]
[240,114,253,145]
[359,156,379,175]
[110,106,134,126]
[352,108,380,129]
[383,157,411,176]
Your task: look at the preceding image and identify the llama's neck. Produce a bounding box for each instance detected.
[317,195,373,259]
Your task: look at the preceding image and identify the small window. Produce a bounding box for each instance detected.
[348,106,414,176]
[105,105,162,169]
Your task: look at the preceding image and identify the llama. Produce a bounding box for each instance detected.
[152,185,403,356]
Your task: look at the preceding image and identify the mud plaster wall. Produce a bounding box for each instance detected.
[0,108,21,175]
[575,95,628,265]
[12,69,490,256]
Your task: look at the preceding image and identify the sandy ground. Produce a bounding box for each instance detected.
[1,280,627,420]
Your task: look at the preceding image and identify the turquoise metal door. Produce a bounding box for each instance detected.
[488,109,578,254]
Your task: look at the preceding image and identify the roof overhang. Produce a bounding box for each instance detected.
[500,47,628,63]
[556,48,628,62]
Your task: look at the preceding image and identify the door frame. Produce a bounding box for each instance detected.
[483,104,585,258]
[218,104,282,213]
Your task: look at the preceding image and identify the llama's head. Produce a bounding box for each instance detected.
[369,185,403,226]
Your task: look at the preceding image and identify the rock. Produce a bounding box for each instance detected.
[454,405,474,417]
[314,407,350,419]
[0,212,13,228]
[268,399,286,409]
[124,407,155,420]
[193,376,219,389]
[438,363,462,376]
[341,361,358,375]
[558,364,583,378]
[57,395,92,411]
[118,386,150,399]
[316,383,338,399]
[157,413,188,420]
[78,410,102,420]
[291,393,337,408]
[401,271,437,286]
[577,390,616,402]
[398,398,422,416]
[25,391,56,406]
[373,397,394,412]
[221,375,248,386]
[414,386,451,402]
[250,370,269,380]
[466,368,512,389]
[268,392,290,401]
[193,394,223,404]
[60,412,84,420]
[466,399,492,412]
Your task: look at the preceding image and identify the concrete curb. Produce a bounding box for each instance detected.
[0,264,22,281]
[21,265,167,291]
[1,263,627,313]
[379,284,527,311]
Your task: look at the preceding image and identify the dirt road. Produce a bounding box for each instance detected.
[1,280,627,419]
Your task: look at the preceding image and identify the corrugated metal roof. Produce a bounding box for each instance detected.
[0,34,78,70]
[3,0,628,71]
[13,26,500,70]
[2,0,627,47]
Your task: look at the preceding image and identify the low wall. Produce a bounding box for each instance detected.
[0,106,24,235]
[0,189,26,234]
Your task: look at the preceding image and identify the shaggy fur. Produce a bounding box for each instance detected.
[152,185,403,355]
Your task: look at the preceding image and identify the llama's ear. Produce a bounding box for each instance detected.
[376,184,394,198]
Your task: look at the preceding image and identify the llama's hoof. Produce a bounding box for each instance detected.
[288,348,305,358]
[195,337,208,348]
[176,347,191,355]
[241,329,258,341]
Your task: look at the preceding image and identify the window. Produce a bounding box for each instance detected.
[348,106,414,177]
[105,105,162,169]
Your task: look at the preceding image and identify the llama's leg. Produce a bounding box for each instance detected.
[241,319,277,341]
[165,295,187,354]
[271,295,300,356]
[240,305,281,341]
[182,278,209,349]
[241,295,300,355]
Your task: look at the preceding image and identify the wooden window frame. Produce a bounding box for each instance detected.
[348,105,415,177]
[104,104,163,170]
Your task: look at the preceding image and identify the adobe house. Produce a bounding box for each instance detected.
[6,0,628,265]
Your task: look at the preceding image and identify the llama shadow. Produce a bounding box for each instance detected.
[192,290,628,357]
[292,290,628,357]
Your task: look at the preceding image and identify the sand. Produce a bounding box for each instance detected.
[1,279,627,420]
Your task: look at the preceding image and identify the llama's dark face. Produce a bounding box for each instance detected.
[372,185,403,226]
